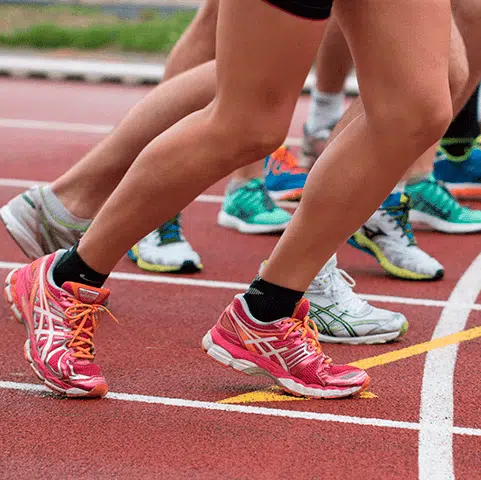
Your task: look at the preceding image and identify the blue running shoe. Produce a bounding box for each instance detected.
[264,146,308,201]
[434,136,481,199]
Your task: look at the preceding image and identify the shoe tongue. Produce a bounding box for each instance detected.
[62,282,110,304]
[318,255,337,277]
[292,298,310,320]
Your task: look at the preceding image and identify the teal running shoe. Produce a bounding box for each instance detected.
[407,174,481,233]
[217,178,291,234]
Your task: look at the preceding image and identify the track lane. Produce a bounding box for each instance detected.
[1,77,481,479]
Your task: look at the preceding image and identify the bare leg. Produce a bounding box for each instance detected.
[163,0,219,80]
[52,61,216,219]
[263,0,452,290]
[315,17,352,94]
[77,0,326,272]
[404,16,469,180]
[303,16,353,167]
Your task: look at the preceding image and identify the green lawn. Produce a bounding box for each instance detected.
[0,5,195,52]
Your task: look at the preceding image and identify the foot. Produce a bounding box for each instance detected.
[406,174,481,233]
[4,251,115,397]
[434,136,481,199]
[301,122,337,169]
[217,178,291,234]
[348,193,444,281]
[306,256,408,344]
[128,214,202,273]
[0,185,89,259]
[202,295,369,399]
[264,146,308,201]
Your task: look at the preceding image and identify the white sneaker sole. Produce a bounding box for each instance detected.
[0,204,44,259]
[317,327,406,345]
[202,331,367,399]
[217,211,289,234]
[409,209,481,233]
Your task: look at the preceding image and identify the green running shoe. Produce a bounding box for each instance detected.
[217,178,291,234]
[407,174,481,233]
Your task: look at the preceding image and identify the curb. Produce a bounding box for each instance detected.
[0,54,360,94]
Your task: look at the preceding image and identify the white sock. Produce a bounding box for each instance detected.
[41,185,92,228]
[306,88,345,134]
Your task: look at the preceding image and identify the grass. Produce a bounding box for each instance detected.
[0,5,195,52]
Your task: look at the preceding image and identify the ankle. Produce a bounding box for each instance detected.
[53,244,109,288]
[243,276,304,323]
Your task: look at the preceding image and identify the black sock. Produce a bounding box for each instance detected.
[442,85,480,158]
[53,243,109,289]
[243,275,304,323]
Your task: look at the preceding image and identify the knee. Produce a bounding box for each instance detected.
[367,91,453,154]
[410,94,453,147]
[210,107,291,163]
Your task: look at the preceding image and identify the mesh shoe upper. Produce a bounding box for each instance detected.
[306,255,407,340]
[361,193,444,277]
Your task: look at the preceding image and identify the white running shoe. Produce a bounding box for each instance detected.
[306,256,408,345]
[348,193,444,281]
[1,185,89,259]
[128,215,202,273]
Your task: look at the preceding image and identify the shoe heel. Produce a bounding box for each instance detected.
[4,269,23,324]
[202,331,259,374]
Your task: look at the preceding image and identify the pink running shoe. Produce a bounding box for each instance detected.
[3,251,116,398]
[203,295,369,398]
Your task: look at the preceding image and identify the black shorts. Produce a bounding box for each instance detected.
[263,0,332,20]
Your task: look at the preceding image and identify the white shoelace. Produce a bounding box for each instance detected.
[310,268,370,316]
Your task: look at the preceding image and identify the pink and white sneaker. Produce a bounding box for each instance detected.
[3,250,116,398]
[203,295,369,398]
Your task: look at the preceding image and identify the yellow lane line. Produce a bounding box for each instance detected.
[350,325,481,370]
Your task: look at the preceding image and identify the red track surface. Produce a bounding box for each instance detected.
[0,78,480,479]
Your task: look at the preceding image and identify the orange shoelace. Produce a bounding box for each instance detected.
[274,146,307,174]
[282,315,329,359]
[65,300,118,360]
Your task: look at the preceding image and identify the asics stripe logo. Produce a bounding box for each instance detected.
[230,307,316,371]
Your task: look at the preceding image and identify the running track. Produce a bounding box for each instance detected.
[0,78,480,479]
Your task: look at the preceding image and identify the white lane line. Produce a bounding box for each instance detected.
[0,117,301,146]
[0,118,112,134]
[1,380,480,436]
[0,178,297,210]
[1,260,480,310]
[418,252,481,480]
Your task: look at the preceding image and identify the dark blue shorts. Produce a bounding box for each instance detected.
[263,0,332,20]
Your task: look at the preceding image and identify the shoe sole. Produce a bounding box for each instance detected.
[267,189,304,202]
[4,270,108,398]
[348,232,444,281]
[0,204,44,259]
[127,246,203,274]
[217,211,290,234]
[202,331,369,399]
[409,210,481,233]
[444,183,481,200]
[317,320,409,345]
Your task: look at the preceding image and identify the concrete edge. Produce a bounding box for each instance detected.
[0,54,360,94]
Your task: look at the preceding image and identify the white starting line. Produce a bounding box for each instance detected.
[0,380,480,438]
